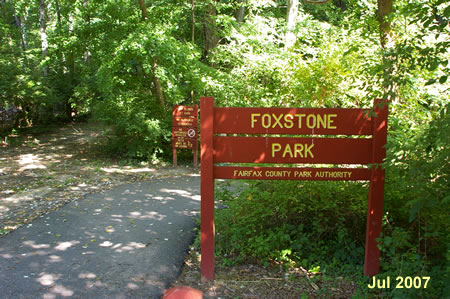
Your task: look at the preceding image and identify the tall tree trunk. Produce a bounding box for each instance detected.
[83,0,91,64]
[235,0,245,23]
[20,15,27,51]
[54,0,71,119]
[203,2,218,62]
[7,0,27,54]
[54,0,66,74]
[191,0,195,42]
[1,1,14,56]
[67,12,76,116]
[137,0,166,107]
[68,14,75,76]
[191,0,195,103]
[138,0,148,20]
[55,0,62,26]
[377,0,393,49]
[377,0,394,101]
[38,0,48,76]
[152,57,166,107]
[285,0,298,48]
[1,0,7,19]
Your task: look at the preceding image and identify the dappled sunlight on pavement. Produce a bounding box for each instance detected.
[18,154,47,171]
[0,176,200,298]
[0,123,199,237]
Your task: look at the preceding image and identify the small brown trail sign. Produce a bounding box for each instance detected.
[172,105,198,167]
[200,97,388,281]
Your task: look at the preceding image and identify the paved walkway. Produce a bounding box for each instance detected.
[0,175,200,298]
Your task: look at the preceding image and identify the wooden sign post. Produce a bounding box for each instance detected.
[200,97,388,281]
[172,105,198,167]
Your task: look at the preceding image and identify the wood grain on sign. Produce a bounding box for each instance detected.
[213,136,372,164]
[214,107,372,135]
[214,166,371,181]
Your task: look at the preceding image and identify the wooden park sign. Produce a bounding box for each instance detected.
[200,96,388,281]
[172,105,198,167]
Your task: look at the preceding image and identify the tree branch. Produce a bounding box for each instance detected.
[138,0,148,21]
[304,0,331,4]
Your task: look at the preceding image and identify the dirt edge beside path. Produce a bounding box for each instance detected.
[1,122,197,236]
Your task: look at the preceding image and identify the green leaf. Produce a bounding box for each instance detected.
[442,195,450,205]
[425,79,437,85]
[439,75,447,84]
[444,5,450,18]
[409,199,425,222]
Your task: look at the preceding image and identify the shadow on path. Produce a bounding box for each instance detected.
[0,175,200,298]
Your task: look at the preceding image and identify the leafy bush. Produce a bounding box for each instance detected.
[377,101,449,298]
[94,24,214,160]
[215,180,368,271]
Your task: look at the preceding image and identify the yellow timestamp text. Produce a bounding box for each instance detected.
[368,276,430,289]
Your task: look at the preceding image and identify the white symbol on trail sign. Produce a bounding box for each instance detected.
[188,129,196,138]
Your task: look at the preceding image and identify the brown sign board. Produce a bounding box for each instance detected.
[173,116,198,127]
[173,127,197,139]
[172,105,198,166]
[200,97,388,281]
[172,137,196,149]
[173,105,197,117]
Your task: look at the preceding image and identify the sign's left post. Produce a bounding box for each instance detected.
[200,97,215,281]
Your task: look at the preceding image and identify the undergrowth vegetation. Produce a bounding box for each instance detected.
[2,0,448,297]
[215,181,367,270]
[215,174,447,297]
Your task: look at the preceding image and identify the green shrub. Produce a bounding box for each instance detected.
[215,180,368,271]
[94,24,214,160]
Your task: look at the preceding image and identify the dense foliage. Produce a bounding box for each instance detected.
[1,0,448,297]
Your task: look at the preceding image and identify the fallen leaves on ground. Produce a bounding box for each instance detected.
[171,247,359,298]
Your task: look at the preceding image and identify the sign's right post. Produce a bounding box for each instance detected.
[364,99,389,276]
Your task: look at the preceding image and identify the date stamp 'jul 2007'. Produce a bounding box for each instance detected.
[368,276,430,289]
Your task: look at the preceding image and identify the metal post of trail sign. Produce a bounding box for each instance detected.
[200,96,388,281]
[172,105,198,167]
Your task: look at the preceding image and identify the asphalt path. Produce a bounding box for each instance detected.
[0,175,200,298]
